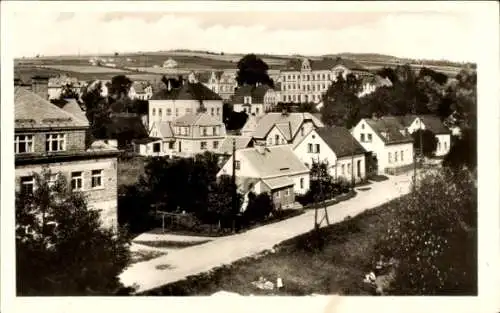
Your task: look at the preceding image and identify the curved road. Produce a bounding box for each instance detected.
[119,172,413,293]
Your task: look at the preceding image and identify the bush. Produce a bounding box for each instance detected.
[242,192,273,225]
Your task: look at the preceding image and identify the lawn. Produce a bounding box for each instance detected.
[142,196,404,296]
[40,65,128,73]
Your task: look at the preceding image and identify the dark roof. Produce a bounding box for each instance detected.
[282,57,366,72]
[364,117,413,145]
[132,137,162,145]
[231,85,272,105]
[150,82,222,101]
[418,115,451,134]
[316,127,366,158]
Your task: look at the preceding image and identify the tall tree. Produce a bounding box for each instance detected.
[412,129,438,157]
[81,81,112,140]
[321,73,362,128]
[236,54,274,88]
[16,170,131,295]
[108,75,132,100]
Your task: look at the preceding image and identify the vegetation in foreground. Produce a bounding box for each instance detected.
[143,167,476,296]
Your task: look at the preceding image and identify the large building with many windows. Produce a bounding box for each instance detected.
[14,85,120,229]
[277,57,373,104]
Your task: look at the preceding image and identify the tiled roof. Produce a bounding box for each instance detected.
[364,117,413,145]
[217,135,254,155]
[150,82,222,101]
[262,176,294,190]
[59,99,88,124]
[316,127,366,158]
[157,121,174,138]
[418,115,450,134]
[282,57,366,72]
[48,76,81,87]
[239,145,309,177]
[231,85,273,105]
[15,87,89,129]
[132,137,163,145]
[252,112,324,140]
[173,112,222,127]
[132,81,150,94]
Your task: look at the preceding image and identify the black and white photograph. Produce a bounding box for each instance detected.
[1,1,499,313]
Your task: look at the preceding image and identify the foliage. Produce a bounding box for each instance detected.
[81,81,113,140]
[16,170,131,295]
[205,175,242,226]
[225,110,248,131]
[60,83,80,100]
[243,192,273,224]
[321,73,362,128]
[108,75,132,100]
[118,183,154,235]
[443,127,477,171]
[411,129,438,157]
[236,54,274,88]
[373,168,477,295]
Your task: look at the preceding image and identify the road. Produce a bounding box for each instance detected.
[119,172,413,293]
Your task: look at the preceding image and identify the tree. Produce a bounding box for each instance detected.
[236,54,274,88]
[443,127,477,171]
[206,175,241,228]
[60,83,80,100]
[321,75,362,128]
[374,168,476,295]
[16,170,131,295]
[81,81,112,140]
[108,75,132,100]
[243,192,273,224]
[411,129,438,157]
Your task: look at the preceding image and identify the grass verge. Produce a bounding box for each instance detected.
[133,240,211,249]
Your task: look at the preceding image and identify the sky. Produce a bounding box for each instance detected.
[7,2,482,62]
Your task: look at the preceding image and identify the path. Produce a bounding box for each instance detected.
[119,172,413,293]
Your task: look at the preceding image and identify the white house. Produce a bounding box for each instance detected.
[241,111,324,147]
[231,84,279,116]
[357,75,393,98]
[163,58,178,68]
[351,117,414,175]
[217,145,310,210]
[129,81,153,100]
[293,127,367,183]
[132,137,166,157]
[403,115,452,157]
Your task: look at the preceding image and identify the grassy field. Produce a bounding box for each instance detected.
[39,65,127,73]
[15,65,131,81]
[143,197,404,296]
[134,240,211,249]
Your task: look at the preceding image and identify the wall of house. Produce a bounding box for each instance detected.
[293,129,337,169]
[149,99,223,124]
[384,142,414,173]
[291,121,319,148]
[334,154,366,182]
[435,134,451,157]
[15,157,118,229]
[217,152,258,179]
[291,172,310,195]
[265,126,288,146]
[15,129,87,154]
[173,137,224,158]
[351,120,386,173]
[271,185,295,210]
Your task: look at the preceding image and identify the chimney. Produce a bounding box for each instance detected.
[31,75,49,100]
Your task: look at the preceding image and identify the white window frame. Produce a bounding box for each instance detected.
[300,178,304,189]
[200,141,207,150]
[71,171,83,192]
[46,133,66,152]
[14,134,34,154]
[235,160,241,170]
[20,176,35,194]
[284,188,290,196]
[367,134,372,142]
[91,169,103,189]
[213,141,219,149]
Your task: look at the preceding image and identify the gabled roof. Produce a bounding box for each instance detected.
[157,121,174,138]
[217,135,254,155]
[282,57,366,72]
[231,85,273,105]
[364,117,413,145]
[416,115,451,135]
[238,145,309,178]
[150,82,222,101]
[131,81,151,94]
[262,176,294,190]
[15,87,89,129]
[59,99,88,124]
[252,112,324,140]
[173,112,222,127]
[316,127,366,158]
[132,137,163,145]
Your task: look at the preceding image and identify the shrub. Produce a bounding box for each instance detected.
[242,192,273,225]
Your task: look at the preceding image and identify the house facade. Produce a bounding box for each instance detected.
[293,127,367,183]
[278,57,372,104]
[352,117,414,175]
[148,113,226,158]
[195,70,238,101]
[47,75,86,101]
[149,77,224,126]
[217,145,310,210]
[404,115,451,157]
[243,112,324,147]
[357,75,393,98]
[129,81,153,100]
[231,85,279,116]
[14,86,120,230]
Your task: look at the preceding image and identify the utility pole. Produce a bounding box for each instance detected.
[351,135,355,189]
[231,138,237,233]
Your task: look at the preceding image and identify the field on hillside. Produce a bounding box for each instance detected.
[14,65,131,81]
[39,65,127,73]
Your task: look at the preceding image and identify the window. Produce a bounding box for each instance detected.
[166,108,172,116]
[395,151,398,162]
[256,107,260,115]
[388,152,392,163]
[213,141,219,149]
[301,127,304,136]
[300,178,304,189]
[186,108,192,114]
[169,142,174,149]
[216,108,221,115]
[341,164,345,175]
[444,142,448,151]
[361,123,365,129]
[401,150,404,161]
[235,160,241,170]
[211,108,215,116]
[176,108,179,116]
[200,141,207,150]
[158,108,162,116]
[267,137,273,146]
[71,171,83,191]
[367,134,372,142]
[315,144,320,153]
[152,108,156,116]
[14,135,34,153]
[47,173,59,188]
[347,163,351,174]
[213,126,218,136]
[153,142,161,153]
[308,143,313,153]
[20,176,34,195]
[438,142,441,151]
[275,190,280,198]
[202,127,208,136]
[46,133,66,152]
[91,169,103,188]
[360,134,365,142]
[285,188,290,196]
[275,135,280,145]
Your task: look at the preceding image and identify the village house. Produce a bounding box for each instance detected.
[351,117,414,175]
[14,86,120,230]
[357,75,393,98]
[241,111,324,147]
[231,84,279,116]
[148,75,224,126]
[195,70,238,101]
[163,58,178,68]
[215,135,255,167]
[278,57,372,104]
[147,112,227,158]
[47,75,86,101]
[217,145,310,210]
[401,115,452,157]
[293,126,367,183]
[129,81,153,100]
